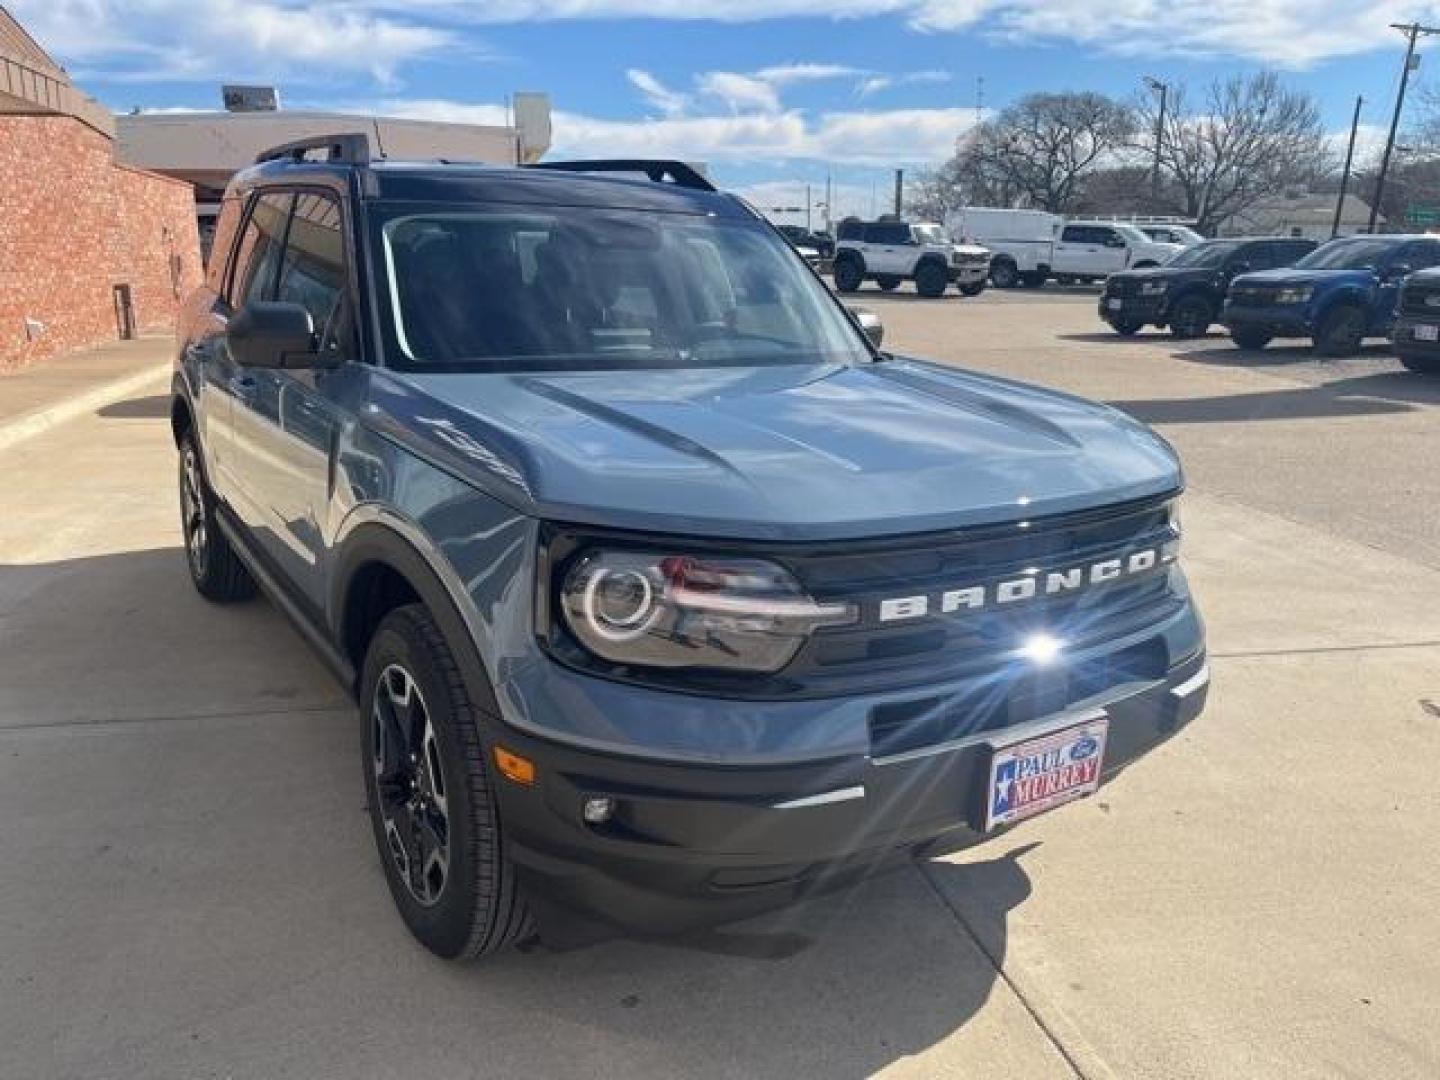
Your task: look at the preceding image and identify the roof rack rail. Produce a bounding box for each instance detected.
[526,159,715,191]
[255,132,372,166]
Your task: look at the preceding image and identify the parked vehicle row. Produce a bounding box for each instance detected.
[832,217,991,298]
[949,208,1185,289]
[1099,232,1440,369]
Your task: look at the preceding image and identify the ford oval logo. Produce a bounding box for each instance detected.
[1071,735,1099,761]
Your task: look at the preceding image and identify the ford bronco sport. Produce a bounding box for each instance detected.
[832,218,990,297]
[172,136,1208,960]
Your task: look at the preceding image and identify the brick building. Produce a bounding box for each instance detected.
[1,8,201,368]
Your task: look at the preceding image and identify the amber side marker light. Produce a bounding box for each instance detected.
[494,747,536,786]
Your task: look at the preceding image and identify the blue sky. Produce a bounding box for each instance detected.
[11,0,1439,220]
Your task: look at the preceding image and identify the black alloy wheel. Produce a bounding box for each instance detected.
[1168,294,1214,340]
[1314,305,1366,357]
[177,432,256,602]
[371,662,452,908]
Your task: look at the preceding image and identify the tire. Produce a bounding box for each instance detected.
[990,259,1020,289]
[959,282,985,297]
[1314,304,1366,357]
[362,604,533,960]
[876,275,901,292]
[832,257,864,293]
[1168,294,1215,340]
[914,261,949,298]
[1399,351,1440,374]
[178,431,257,603]
[1231,327,1272,350]
[1109,319,1143,337]
[1020,271,1047,288]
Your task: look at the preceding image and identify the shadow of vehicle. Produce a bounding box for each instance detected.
[97,394,171,420]
[1,543,1041,1079]
[1057,331,1227,345]
[1176,342,1394,368]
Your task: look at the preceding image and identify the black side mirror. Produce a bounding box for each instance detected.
[1227,261,1251,276]
[1384,263,1413,282]
[228,301,329,369]
[848,306,884,348]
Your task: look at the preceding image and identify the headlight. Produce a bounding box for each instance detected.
[1162,497,1182,562]
[1139,281,1168,296]
[558,550,856,672]
[1273,286,1313,304]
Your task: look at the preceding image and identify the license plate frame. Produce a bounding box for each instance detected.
[1415,323,1438,342]
[982,712,1109,832]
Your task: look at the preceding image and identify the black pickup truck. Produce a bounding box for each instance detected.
[1101,237,1317,339]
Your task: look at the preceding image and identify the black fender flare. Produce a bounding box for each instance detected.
[330,520,503,715]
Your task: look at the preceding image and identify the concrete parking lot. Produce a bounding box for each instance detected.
[3,291,1439,1079]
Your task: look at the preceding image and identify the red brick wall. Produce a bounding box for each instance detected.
[0,115,202,369]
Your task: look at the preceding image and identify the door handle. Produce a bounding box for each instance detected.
[229,374,259,401]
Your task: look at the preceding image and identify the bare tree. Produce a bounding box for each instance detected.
[1139,72,1329,233]
[953,92,1136,212]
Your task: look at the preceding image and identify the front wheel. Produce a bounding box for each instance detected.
[832,258,864,293]
[362,604,532,960]
[1314,305,1366,357]
[990,260,1020,289]
[914,262,949,298]
[1168,294,1215,340]
[1231,327,1272,350]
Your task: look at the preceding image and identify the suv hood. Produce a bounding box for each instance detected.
[1111,265,1213,285]
[378,360,1181,541]
[1231,267,1373,288]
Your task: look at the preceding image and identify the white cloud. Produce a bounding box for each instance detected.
[856,69,950,97]
[12,0,455,85]
[627,69,689,116]
[697,71,783,113]
[380,98,979,165]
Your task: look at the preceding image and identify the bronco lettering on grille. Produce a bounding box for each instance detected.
[877,546,1168,622]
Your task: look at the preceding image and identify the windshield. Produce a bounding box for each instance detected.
[1167,241,1243,269]
[912,223,947,245]
[1295,237,1397,271]
[373,203,872,373]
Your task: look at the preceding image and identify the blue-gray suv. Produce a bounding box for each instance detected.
[172,135,1208,960]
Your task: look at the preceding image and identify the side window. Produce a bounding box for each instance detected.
[1402,242,1440,272]
[204,197,244,291]
[227,192,293,308]
[1060,225,1088,243]
[868,222,910,245]
[1244,243,1280,270]
[1098,228,1125,247]
[275,192,350,357]
[836,219,862,242]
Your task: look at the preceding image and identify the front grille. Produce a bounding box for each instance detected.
[784,495,1182,700]
[1106,277,1138,298]
[1228,285,1276,305]
[1401,283,1440,317]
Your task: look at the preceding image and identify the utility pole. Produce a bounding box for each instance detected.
[805,184,812,232]
[1371,22,1440,233]
[1143,76,1168,206]
[1333,96,1364,239]
[824,171,833,233]
[893,169,904,216]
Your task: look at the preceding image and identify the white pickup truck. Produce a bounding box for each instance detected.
[948,208,1183,288]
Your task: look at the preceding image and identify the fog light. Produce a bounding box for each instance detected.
[1021,633,1062,665]
[582,795,616,824]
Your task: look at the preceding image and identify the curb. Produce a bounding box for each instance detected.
[0,363,171,455]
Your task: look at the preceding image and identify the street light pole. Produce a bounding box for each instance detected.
[1144,76,1168,206]
[1370,22,1440,233]
[1333,95,1364,239]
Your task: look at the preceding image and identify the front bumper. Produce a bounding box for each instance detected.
[950,263,989,284]
[492,645,1208,941]
[1220,302,1314,338]
[1390,315,1440,355]
[1099,294,1168,325]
